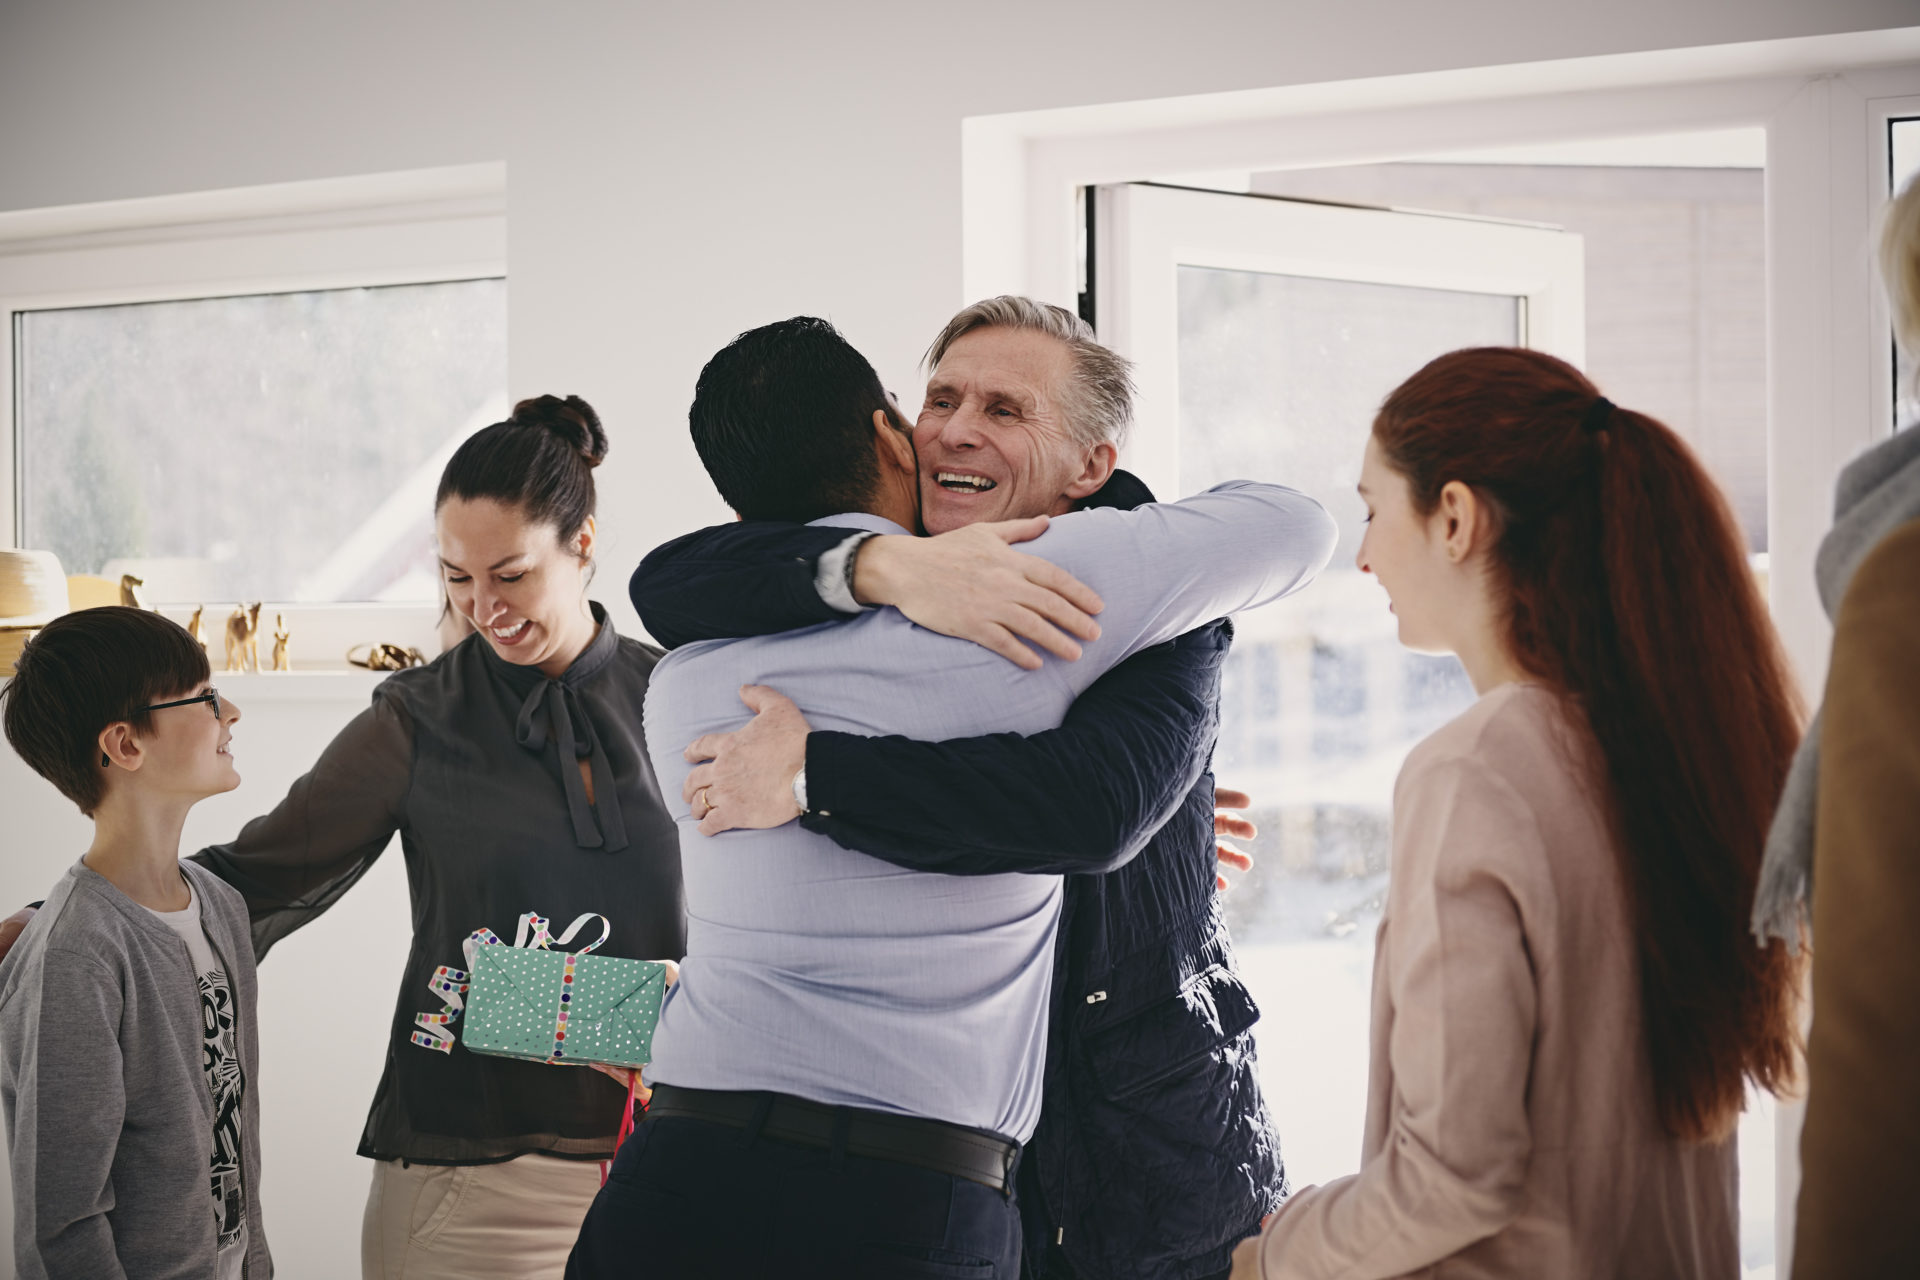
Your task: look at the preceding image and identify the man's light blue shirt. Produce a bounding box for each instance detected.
[642,481,1336,1141]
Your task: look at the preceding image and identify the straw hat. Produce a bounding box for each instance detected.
[0,550,68,628]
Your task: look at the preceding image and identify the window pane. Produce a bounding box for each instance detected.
[1893,117,1920,429]
[1893,116,1920,193]
[1178,265,1515,1190]
[1248,163,1768,552]
[17,278,507,604]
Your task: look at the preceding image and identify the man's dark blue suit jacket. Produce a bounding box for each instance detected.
[630,471,1286,1280]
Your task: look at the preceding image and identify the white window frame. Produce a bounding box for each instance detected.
[0,161,507,676]
[1093,183,1585,497]
[965,29,1920,692]
[961,26,1920,1275]
[1871,94,1920,434]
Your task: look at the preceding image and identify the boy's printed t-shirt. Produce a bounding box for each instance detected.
[144,880,248,1280]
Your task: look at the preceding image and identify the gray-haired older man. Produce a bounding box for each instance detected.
[913,298,1136,534]
[623,300,1314,1279]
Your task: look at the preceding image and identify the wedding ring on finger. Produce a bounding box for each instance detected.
[695,785,715,818]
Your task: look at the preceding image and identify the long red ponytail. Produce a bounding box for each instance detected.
[1374,347,1804,1142]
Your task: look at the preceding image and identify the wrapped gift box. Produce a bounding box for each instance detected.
[456,916,668,1069]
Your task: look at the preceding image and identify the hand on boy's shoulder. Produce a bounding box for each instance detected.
[0,906,38,966]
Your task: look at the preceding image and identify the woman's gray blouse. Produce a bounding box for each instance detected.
[192,605,685,1165]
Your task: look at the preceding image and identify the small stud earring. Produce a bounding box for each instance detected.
[101,751,110,768]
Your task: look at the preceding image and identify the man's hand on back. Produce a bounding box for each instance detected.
[851,517,1105,671]
[682,685,811,836]
[1215,787,1257,892]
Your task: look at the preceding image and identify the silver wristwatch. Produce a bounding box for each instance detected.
[814,531,876,614]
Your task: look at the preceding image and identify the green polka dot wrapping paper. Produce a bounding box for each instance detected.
[439,912,668,1069]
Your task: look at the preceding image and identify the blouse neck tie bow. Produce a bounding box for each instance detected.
[512,671,630,854]
[480,602,629,853]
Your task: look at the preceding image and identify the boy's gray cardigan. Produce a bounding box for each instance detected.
[0,859,271,1278]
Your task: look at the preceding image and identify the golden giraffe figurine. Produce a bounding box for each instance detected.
[224,603,263,673]
[186,605,209,655]
[118,574,154,611]
[270,614,292,672]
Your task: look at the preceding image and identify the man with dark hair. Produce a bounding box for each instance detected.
[568,315,1334,1279]
[0,607,271,1279]
[689,315,890,523]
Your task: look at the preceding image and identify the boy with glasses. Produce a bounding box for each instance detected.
[0,606,271,1279]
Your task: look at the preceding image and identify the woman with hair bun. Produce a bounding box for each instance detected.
[1231,349,1805,1278]
[188,395,685,1278]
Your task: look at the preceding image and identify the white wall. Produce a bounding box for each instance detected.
[1,1,1913,1273]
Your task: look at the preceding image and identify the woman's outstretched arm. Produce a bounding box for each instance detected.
[190,693,413,958]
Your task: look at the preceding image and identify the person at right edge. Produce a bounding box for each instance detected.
[631,297,1293,1280]
[1754,172,1920,1277]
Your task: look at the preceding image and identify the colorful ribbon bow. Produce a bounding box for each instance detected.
[411,911,611,1054]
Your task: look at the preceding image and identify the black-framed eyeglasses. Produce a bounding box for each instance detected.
[101,688,225,768]
[140,688,224,720]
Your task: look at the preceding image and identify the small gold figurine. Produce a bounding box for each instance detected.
[271,614,292,672]
[119,574,155,611]
[186,605,209,655]
[346,642,427,671]
[224,603,263,673]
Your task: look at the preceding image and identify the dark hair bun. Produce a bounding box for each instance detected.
[511,394,608,469]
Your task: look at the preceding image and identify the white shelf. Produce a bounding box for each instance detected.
[206,669,395,702]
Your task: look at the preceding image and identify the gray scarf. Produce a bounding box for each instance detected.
[1752,426,1920,948]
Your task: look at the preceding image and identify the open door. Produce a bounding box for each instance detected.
[1090,181,1584,1193]
[1094,181,1584,496]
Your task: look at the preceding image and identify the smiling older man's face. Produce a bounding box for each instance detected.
[913,326,1109,534]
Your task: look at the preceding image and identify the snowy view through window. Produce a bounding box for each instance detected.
[18,278,506,605]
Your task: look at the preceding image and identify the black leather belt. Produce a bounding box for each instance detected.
[647,1083,1020,1193]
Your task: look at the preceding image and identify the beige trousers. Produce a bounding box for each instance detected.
[361,1154,605,1280]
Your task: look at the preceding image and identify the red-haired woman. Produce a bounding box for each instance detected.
[1231,348,1805,1279]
